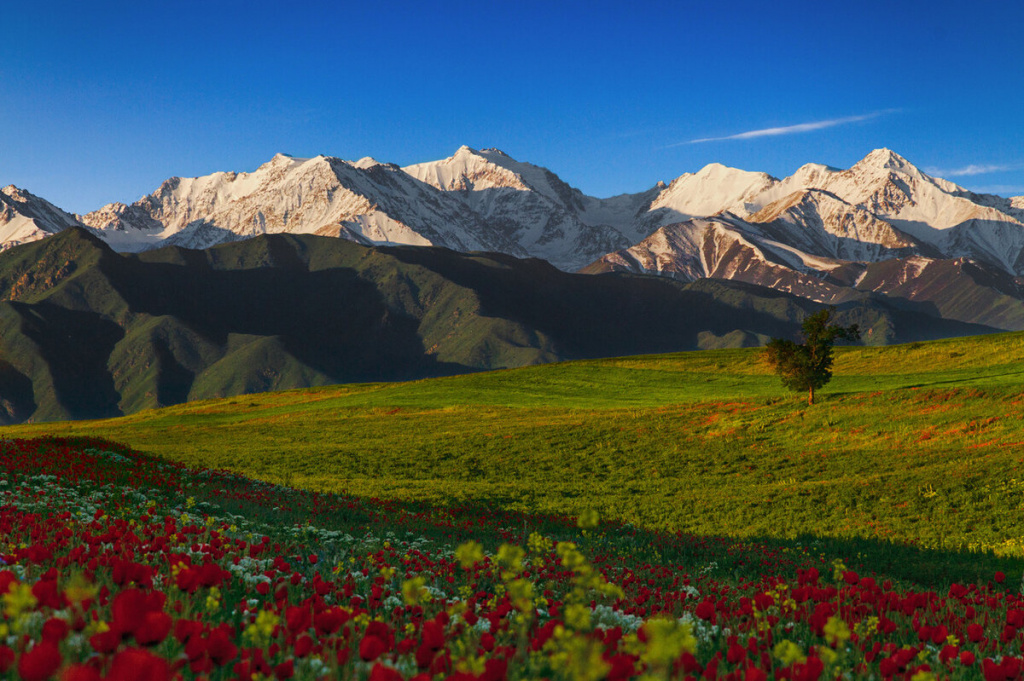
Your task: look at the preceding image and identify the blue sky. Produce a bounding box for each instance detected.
[2,0,1023,213]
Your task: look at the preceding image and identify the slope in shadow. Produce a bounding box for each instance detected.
[112,240,466,382]
[12,303,124,420]
[0,359,35,424]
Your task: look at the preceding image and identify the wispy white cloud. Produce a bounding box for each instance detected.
[672,110,896,146]
[923,163,1022,177]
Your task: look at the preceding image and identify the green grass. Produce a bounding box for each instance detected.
[7,331,1024,562]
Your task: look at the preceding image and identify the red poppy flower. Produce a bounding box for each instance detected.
[207,626,238,667]
[18,641,62,681]
[60,664,102,681]
[369,663,403,681]
[360,635,389,662]
[41,618,69,643]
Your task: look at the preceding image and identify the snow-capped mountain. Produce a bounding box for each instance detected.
[0,185,85,250]
[80,153,527,257]
[403,146,653,268]
[79,146,658,270]
[5,145,1024,329]
[62,146,1024,276]
[590,149,1024,290]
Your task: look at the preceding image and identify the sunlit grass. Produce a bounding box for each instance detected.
[6,330,1024,559]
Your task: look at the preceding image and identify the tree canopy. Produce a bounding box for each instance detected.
[763,308,859,405]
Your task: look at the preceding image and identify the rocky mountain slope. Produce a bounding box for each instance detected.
[0,228,992,424]
[586,150,1024,329]
[65,146,1024,274]
[0,185,85,250]
[5,146,1024,330]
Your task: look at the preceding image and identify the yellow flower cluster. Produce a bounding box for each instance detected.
[455,541,484,569]
[576,508,600,530]
[773,639,806,665]
[243,609,281,647]
[206,586,222,613]
[3,582,37,618]
[824,616,851,647]
[640,617,697,667]
[402,576,430,605]
[527,532,553,555]
[543,625,610,681]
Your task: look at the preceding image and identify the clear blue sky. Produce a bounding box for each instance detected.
[3,0,1023,214]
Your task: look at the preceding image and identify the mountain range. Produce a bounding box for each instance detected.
[3,147,1024,422]
[4,147,1024,331]
[0,228,993,424]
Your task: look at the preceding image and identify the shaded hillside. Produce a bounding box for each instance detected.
[0,228,996,422]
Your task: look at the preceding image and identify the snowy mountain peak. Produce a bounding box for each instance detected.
[352,157,385,169]
[0,184,85,250]
[790,163,838,185]
[405,146,538,194]
[856,147,913,171]
[648,163,776,221]
[258,153,308,171]
[10,145,1024,296]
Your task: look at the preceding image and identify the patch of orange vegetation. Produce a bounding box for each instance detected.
[700,401,756,413]
[911,404,955,416]
[854,391,884,400]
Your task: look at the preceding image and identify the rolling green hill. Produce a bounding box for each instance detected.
[0,228,992,424]
[7,330,1024,559]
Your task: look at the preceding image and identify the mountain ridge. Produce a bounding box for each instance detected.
[5,146,1024,331]
[0,227,994,424]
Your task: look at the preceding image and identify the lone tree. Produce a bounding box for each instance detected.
[763,308,859,405]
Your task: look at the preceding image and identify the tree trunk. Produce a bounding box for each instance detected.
[808,385,814,405]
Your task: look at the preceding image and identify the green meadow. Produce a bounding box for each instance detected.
[7,330,1024,576]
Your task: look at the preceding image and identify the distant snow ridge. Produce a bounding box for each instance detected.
[590,148,1024,288]
[0,185,85,250]
[79,153,524,258]
[6,146,1024,282]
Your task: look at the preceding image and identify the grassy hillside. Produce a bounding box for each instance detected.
[7,329,1024,564]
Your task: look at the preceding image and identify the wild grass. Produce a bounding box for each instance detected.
[7,330,1024,570]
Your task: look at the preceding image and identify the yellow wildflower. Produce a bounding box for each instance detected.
[243,609,281,647]
[816,645,838,666]
[577,509,600,530]
[564,603,592,631]
[205,586,221,613]
[402,576,429,605]
[455,541,484,569]
[773,639,806,665]
[527,532,553,555]
[495,544,525,575]
[64,574,98,605]
[507,578,535,612]
[556,542,587,571]
[640,618,696,667]
[824,616,851,647]
[3,582,37,618]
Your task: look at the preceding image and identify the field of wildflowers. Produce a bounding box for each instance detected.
[10,334,1024,565]
[1,437,1023,680]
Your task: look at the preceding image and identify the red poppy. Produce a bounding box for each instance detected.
[18,641,62,681]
